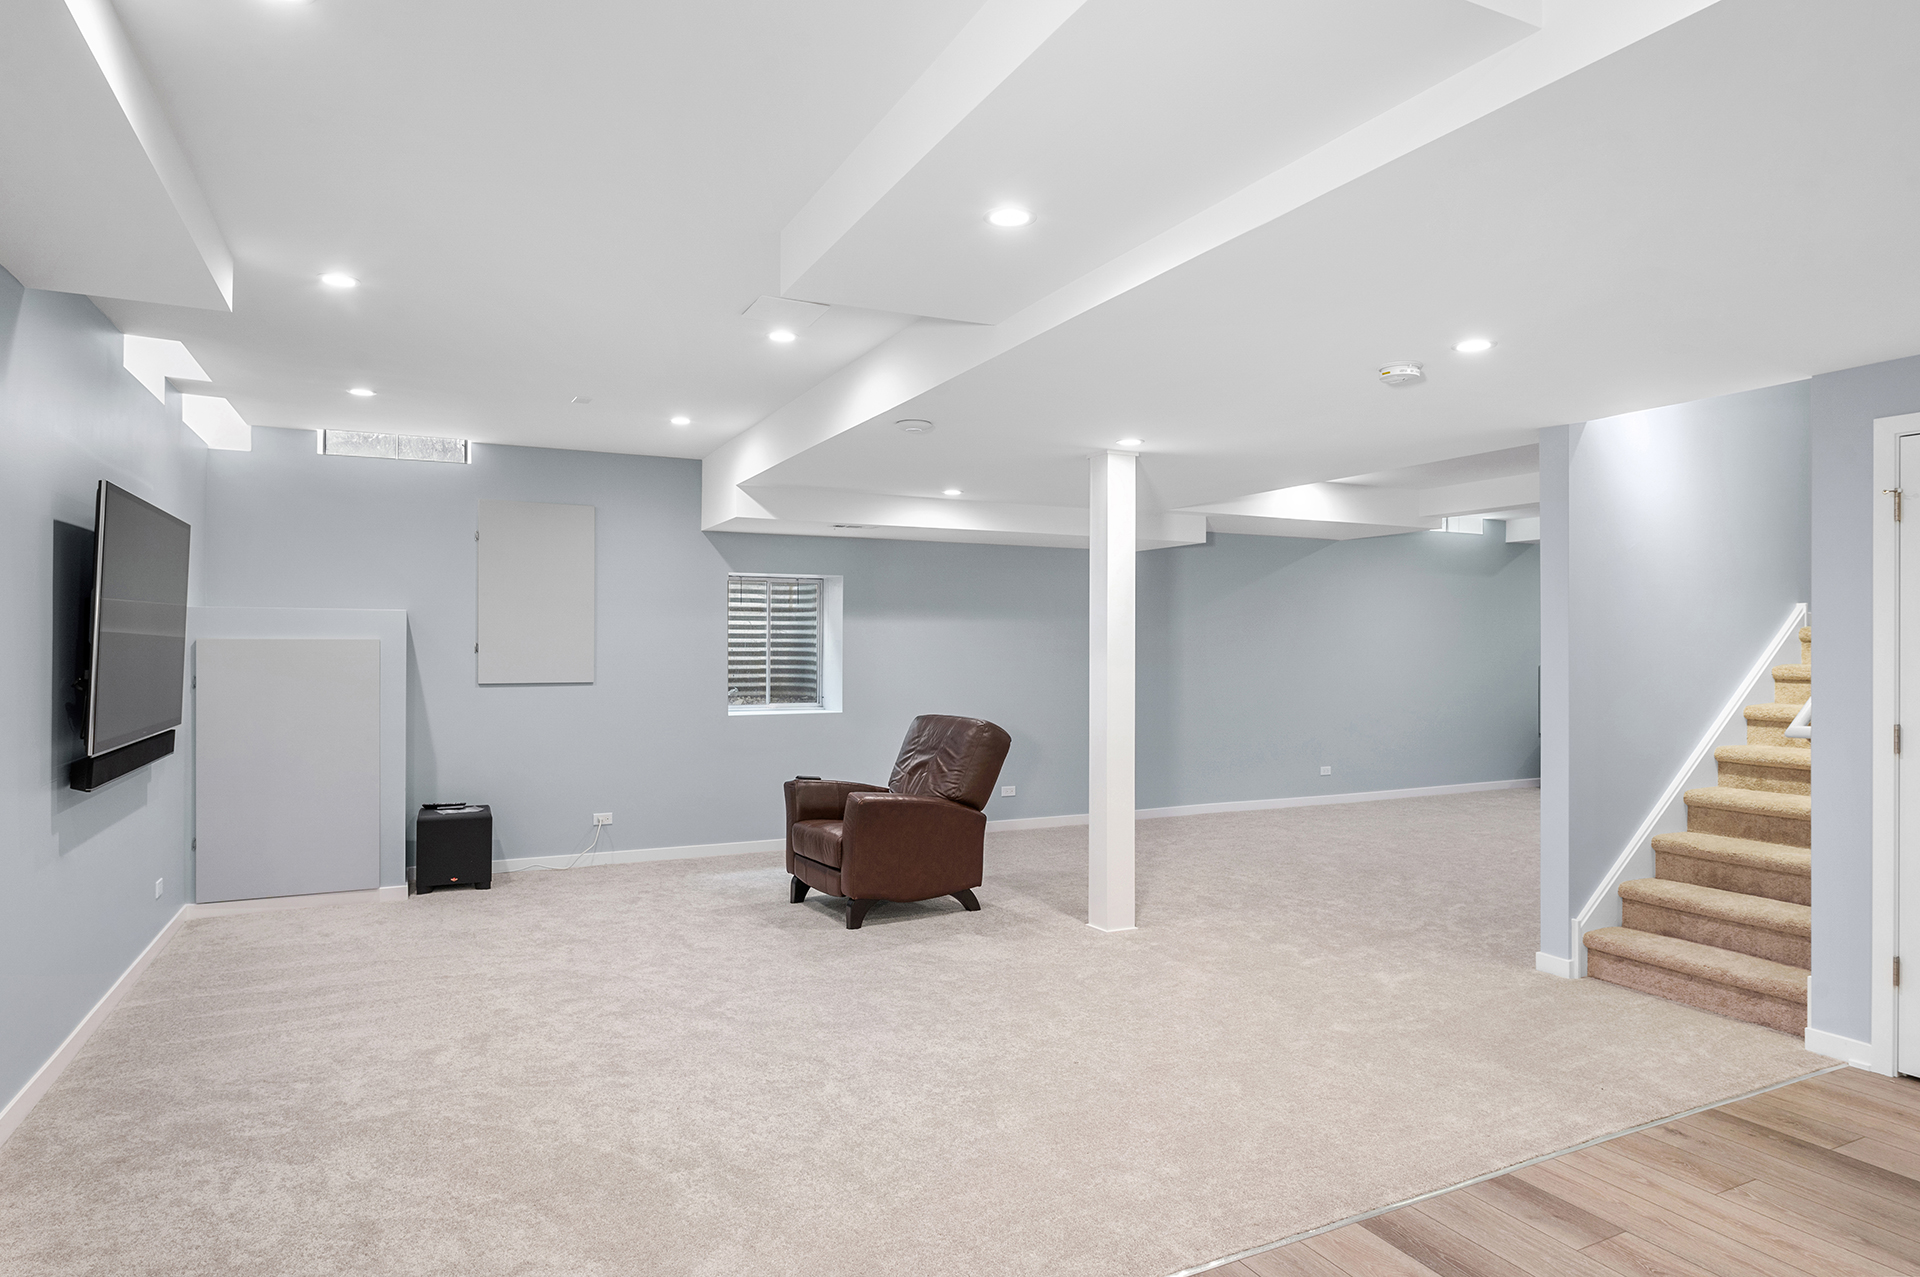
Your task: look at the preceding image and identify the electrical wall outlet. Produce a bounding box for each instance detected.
[593,812,613,825]
[155,878,164,899]
[1001,785,1016,796]
[1319,766,1332,776]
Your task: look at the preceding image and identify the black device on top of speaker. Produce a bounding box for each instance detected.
[416,803,492,893]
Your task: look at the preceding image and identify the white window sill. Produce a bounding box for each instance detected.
[727,704,841,717]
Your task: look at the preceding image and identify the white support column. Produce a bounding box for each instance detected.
[1088,450,1136,932]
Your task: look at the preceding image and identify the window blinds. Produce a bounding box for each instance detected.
[727,575,822,707]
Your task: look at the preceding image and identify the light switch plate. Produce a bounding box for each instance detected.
[1001,785,1015,796]
[1319,766,1332,776]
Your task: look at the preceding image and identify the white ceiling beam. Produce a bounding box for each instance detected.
[779,0,1091,298]
[1415,472,1541,517]
[713,484,1206,550]
[1465,0,1544,25]
[1181,481,1440,540]
[705,0,1725,534]
[0,0,232,309]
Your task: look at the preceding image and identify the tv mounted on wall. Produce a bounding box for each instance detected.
[71,481,191,792]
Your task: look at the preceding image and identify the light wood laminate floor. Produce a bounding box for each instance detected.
[1225,1069,1920,1277]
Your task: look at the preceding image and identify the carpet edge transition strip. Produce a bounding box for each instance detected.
[1165,1063,1848,1277]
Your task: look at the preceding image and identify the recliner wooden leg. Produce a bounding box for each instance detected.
[952,888,980,912]
[846,899,876,929]
[789,876,809,904]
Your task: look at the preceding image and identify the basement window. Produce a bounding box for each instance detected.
[727,574,842,715]
[321,429,469,464]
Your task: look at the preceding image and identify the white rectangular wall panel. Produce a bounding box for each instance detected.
[477,501,595,684]
[194,638,380,903]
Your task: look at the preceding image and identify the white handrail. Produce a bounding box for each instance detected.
[1785,697,1812,741]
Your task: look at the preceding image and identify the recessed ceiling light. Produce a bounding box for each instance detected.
[942,488,963,496]
[570,396,593,405]
[1116,437,1143,447]
[320,272,357,288]
[669,415,691,426]
[1453,337,1495,354]
[896,419,935,434]
[348,387,375,397]
[768,329,796,343]
[987,207,1033,228]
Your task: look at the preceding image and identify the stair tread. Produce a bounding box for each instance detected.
[1801,627,1812,642]
[1772,664,1811,682]
[1651,830,1811,876]
[1745,702,1801,723]
[1714,744,1813,771]
[1683,786,1811,818]
[1583,927,1809,1004]
[1619,877,1811,937]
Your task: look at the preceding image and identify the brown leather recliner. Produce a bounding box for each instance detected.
[784,715,1013,929]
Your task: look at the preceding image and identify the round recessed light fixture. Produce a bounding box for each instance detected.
[1115,437,1143,448]
[1453,337,1495,354]
[348,387,375,397]
[320,271,357,288]
[942,488,963,496]
[895,419,935,434]
[1379,363,1425,387]
[669,415,691,426]
[986,206,1033,228]
[570,396,593,405]
[768,328,796,343]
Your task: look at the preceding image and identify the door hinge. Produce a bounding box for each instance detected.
[1897,956,1903,987]
[1899,724,1904,755]
[475,530,480,541]
[474,643,480,653]
[191,838,196,850]
[1887,488,1904,521]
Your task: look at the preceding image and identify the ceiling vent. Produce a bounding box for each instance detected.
[832,524,872,530]
[1379,363,1425,387]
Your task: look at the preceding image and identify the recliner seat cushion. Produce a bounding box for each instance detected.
[790,819,845,869]
[887,715,1012,811]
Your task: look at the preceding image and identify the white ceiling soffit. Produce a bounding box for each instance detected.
[780,0,1539,325]
[705,0,1725,537]
[0,0,231,309]
[731,485,1206,550]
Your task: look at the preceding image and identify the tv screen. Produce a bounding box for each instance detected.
[85,481,191,756]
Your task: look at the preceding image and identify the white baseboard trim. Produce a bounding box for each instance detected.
[191,884,407,915]
[497,838,784,873]
[989,779,1542,832]
[1535,951,1576,979]
[1,884,410,1152]
[0,903,191,1151]
[1804,1026,1880,1072]
[1136,778,1540,821]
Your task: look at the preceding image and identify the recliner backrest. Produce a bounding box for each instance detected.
[888,715,1012,811]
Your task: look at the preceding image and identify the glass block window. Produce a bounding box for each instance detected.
[727,575,823,708]
[322,429,468,464]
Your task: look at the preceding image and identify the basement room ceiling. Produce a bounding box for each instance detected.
[5,0,1916,546]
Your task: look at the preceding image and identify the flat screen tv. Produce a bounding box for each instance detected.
[75,481,191,787]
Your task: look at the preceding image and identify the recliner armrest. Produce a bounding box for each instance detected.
[839,793,987,900]
[784,778,888,827]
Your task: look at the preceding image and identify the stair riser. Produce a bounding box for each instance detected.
[1687,804,1810,848]
[1715,761,1810,796]
[1745,722,1809,749]
[1588,951,1806,1034]
[1621,900,1810,968]
[1655,851,1811,905]
[1773,681,1811,706]
[1801,637,1812,666]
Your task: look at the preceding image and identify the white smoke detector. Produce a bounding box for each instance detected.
[1379,363,1425,386]
[895,419,935,433]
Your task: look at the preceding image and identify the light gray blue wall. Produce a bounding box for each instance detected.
[1808,353,1920,1042]
[1136,526,1540,809]
[1539,381,1811,959]
[201,427,1092,858]
[0,269,208,1112]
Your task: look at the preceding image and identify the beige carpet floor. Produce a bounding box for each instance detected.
[0,790,1824,1277]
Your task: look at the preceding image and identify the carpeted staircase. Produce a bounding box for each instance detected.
[1582,627,1811,1034]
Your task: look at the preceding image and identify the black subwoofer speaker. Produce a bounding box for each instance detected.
[416,804,492,893]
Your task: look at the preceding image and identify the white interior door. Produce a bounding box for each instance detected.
[195,638,381,902]
[1898,435,1920,1071]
